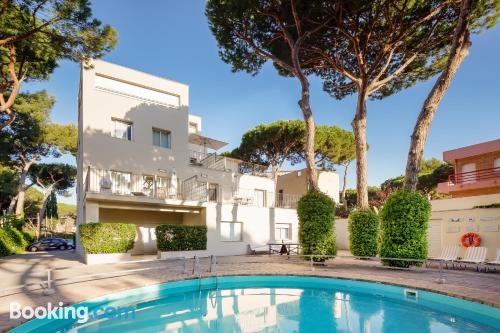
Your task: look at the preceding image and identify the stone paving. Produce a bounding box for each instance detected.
[0,251,499,331]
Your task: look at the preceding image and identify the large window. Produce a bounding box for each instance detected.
[208,183,219,202]
[152,128,171,149]
[254,189,267,207]
[220,222,242,242]
[110,171,131,194]
[112,119,132,141]
[275,223,291,241]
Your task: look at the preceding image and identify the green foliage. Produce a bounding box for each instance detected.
[379,190,431,267]
[0,226,28,257]
[348,210,380,257]
[343,187,380,211]
[314,125,356,170]
[381,159,454,199]
[57,203,76,217]
[155,225,207,252]
[24,187,43,218]
[29,163,77,195]
[0,164,18,210]
[298,191,336,261]
[0,0,117,100]
[232,120,305,170]
[473,203,500,209]
[45,191,58,219]
[79,223,136,254]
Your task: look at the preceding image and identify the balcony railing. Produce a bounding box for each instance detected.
[233,188,300,209]
[188,150,268,175]
[85,167,214,202]
[85,168,300,208]
[448,166,500,185]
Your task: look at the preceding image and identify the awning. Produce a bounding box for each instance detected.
[188,133,228,150]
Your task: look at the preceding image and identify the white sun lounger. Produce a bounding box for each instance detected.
[485,248,500,272]
[427,245,459,268]
[455,246,487,271]
[249,244,268,255]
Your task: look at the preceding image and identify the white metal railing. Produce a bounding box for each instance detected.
[232,189,300,208]
[86,168,298,208]
[188,150,268,175]
[86,167,214,202]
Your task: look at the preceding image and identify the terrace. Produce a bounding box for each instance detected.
[84,167,300,208]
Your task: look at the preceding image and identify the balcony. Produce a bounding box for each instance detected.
[189,150,268,175]
[437,166,500,195]
[85,167,217,202]
[84,167,300,208]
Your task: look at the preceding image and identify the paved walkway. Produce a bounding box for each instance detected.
[0,251,499,331]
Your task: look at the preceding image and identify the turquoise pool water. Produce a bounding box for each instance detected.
[12,275,500,332]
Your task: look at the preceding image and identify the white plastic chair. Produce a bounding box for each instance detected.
[427,245,459,268]
[455,246,487,271]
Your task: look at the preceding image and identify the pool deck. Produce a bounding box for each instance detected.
[0,251,499,331]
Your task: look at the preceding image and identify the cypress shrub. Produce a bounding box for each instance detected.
[80,223,136,254]
[155,225,207,251]
[348,209,380,257]
[298,191,336,262]
[379,190,431,267]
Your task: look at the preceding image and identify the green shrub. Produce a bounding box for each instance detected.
[379,190,431,267]
[155,225,207,251]
[80,223,136,254]
[0,228,16,257]
[0,227,29,257]
[298,191,336,262]
[348,209,380,257]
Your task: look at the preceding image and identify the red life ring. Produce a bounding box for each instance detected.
[460,232,481,247]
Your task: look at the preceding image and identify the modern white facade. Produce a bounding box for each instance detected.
[77,60,333,259]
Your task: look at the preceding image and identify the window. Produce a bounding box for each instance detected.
[112,119,132,141]
[208,183,219,202]
[461,163,476,184]
[110,171,131,194]
[152,128,171,149]
[189,122,198,134]
[220,222,242,242]
[275,223,291,241]
[494,158,500,169]
[142,175,154,197]
[254,189,266,207]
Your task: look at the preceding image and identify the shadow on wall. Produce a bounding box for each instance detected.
[82,102,189,174]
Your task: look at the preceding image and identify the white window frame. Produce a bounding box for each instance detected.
[152,128,171,149]
[112,118,133,141]
[275,223,291,241]
[220,222,242,242]
[254,189,267,207]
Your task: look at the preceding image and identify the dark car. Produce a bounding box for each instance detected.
[27,238,73,252]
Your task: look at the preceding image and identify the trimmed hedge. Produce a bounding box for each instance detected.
[0,227,29,257]
[348,209,380,257]
[155,225,207,251]
[80,223,136,254]
[298,191,336,262]
[379,190,431,268]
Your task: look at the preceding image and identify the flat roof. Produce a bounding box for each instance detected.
[443,139,500,162]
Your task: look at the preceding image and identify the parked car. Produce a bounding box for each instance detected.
[27,238,74,252]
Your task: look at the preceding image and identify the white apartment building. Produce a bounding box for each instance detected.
[77,60,339,258]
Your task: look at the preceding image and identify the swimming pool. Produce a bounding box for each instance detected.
[12,275,500,332]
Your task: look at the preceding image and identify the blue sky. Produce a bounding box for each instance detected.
[23,1,500,204]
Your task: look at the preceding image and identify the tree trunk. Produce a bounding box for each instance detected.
[296,78,318,191]
[404,0,472,191]
[341,161,350,207]
[39,185,57,224]
[352,87,369,209]
[9,163,31,216]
